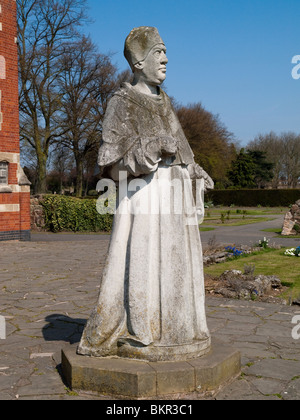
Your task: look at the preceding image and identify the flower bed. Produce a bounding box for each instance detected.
[225,246,244,257]
[284,247,300,257]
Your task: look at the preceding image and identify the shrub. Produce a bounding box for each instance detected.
[41,195,113,233]
[205,189,300,207]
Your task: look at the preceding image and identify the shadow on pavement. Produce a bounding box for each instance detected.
[43,314,87,344]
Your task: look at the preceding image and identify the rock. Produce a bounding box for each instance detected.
[30,197,45,231]
[282,200,300,235]
[203,252,228,265]
[216,270,282,300]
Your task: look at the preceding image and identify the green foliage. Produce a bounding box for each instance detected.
[228,149,256,188]
[247,150,274,187]
[204,247,300,300]
[176,103,236,184]
[258,237,269,249]
[205,189,300,207]
[41,195,113,233]
[228,149,274,189]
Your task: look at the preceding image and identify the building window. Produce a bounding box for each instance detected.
[0,162,8,185]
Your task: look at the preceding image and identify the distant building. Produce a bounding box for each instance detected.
[0,0,31,241]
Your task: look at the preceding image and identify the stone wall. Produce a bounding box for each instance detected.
[30,197,45,231]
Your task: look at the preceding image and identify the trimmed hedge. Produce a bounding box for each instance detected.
[205,189,300,207]
[41,195,114,233]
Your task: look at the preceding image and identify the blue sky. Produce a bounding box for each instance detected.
[86,0,300,145]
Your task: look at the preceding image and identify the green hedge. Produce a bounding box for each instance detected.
[41,195,114,233]
[205,189,300,207]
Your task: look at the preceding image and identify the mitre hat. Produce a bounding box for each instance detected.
[124,26,164,68]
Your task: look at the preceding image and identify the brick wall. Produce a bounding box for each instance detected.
[0,0,19,155]
[19,191,31,232]
[0,0,31,241]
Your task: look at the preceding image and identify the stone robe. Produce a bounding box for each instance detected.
[77,83,211,361]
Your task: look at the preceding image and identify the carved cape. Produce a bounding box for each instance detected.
[98,83,195,177]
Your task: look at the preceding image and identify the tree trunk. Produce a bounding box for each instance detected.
[35,150,48,194]
[75,158,83,197]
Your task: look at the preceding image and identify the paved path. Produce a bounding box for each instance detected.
[0,238,300,400]
[201,214,300,248]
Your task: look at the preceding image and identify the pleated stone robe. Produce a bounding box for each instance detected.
[77,83,211,361]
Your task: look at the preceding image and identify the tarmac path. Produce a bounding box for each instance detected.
[31,213,299,248]
[200,214,299,248]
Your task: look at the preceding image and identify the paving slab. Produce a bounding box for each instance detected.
[0,238,300,400]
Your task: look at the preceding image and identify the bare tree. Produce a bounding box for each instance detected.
[49,145,73,193]
[248,132,283,188]
[248,131,300,188]
[57,35,117,196]
[17,0,89,193]
[281,132,300,188]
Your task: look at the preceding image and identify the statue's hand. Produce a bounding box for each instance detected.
[144,136,177,164]
[160,136,178,156]
[188,163,214,191]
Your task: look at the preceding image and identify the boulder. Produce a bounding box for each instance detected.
[282,200,300,236]
[216,270,282,300]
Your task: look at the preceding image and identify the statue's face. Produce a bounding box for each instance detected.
[137,43,168,86]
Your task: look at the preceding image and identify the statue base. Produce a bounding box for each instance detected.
[117,336,211,362]
[61,338,241,399]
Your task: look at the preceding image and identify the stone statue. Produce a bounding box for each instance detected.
[77,26,214,362]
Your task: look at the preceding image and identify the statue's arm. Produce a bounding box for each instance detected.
[188,163,214,191]
[99,95,178,179]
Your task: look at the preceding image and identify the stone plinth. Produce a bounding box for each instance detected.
[61,339,241,399]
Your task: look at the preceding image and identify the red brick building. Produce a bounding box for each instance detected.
[0,0,31,241]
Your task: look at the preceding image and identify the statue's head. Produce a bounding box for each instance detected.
[124,27,168,86]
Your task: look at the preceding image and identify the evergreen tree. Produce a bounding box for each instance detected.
[227,149,256,188]
[228,149,274,189]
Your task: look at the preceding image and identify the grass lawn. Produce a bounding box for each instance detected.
[202,206,287,228]
[204,248,300,301]
[204,206,288,216]
[202,216,275,227]
[261,227,300,239]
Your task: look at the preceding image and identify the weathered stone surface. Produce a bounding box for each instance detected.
[282,199,300,235]
[203,252,228,265]
[61,351,157,398]
[77,26,213,361]
[283,378,300,400]
[61,339,241,398]
[246,358,300,381]
[215,270,282,300]
[188,341,241,391]
[149,361,195,395]
[30,197,45,231]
